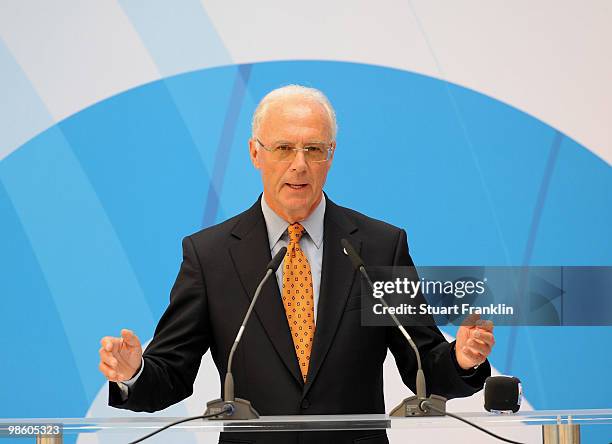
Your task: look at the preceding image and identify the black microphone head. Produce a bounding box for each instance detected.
[341,238,364,270]
[484,376,522,413]
[267,247,287,272]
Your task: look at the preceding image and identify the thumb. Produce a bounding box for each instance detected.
[462,313,480,328]
[121,329,140,347]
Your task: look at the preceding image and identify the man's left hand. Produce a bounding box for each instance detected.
[455,314,495,370]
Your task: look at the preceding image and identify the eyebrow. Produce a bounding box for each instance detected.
[271,140,329,145]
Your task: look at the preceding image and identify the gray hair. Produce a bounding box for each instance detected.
[251,84,337,140]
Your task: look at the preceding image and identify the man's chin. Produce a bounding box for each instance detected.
[279,198,315,221]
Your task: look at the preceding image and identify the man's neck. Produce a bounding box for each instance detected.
[263,194,323,224]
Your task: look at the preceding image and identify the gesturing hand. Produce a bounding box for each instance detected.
[98,329,143,382]
[455,314,495,370]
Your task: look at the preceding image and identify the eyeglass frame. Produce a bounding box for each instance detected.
[255,138,335,163]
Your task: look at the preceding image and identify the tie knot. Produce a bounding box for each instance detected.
[287,223,305,244]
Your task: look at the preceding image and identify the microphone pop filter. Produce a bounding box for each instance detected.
[266,247,287,272]
[484,376,522,413]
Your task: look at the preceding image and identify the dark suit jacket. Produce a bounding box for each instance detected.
[109,196,490,443]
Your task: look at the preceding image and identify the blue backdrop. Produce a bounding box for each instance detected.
[1,61,610,441]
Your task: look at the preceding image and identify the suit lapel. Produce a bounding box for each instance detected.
[304,199,361,395]
[228,199,303,386]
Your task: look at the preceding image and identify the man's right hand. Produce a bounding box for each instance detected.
[99,329,143,382]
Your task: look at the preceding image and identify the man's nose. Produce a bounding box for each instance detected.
[289,150,308,171]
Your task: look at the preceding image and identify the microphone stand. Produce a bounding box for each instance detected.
[340,239,446,417]
[204,247,287,420]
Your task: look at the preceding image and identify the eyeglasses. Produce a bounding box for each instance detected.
[255,139,334,162]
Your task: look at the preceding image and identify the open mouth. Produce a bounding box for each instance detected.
[286,183,308,190]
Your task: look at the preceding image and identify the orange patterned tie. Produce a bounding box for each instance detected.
[281,223,316,382]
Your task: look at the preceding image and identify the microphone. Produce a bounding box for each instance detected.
[484,376,522,413]
[340,238,446,417]
[266,246,287,272]
[204,247,287,420]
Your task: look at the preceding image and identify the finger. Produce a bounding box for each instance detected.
[99,349,118,368]
[476,320,494,332]
[100,338,113,353]
[462,313,480,328]
[470,337,487,347]
[121,329,139,346]
[99,361,118,381]
[461,346,486,364]
[100,336,120,352]
[468,336,492,352]
[473,330,495,346]
[466,339,491,357]
[99,347,118,365]
[459,346,481,366]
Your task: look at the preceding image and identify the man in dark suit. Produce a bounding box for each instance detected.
[99,85,495,444]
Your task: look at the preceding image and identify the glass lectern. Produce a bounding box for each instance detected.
[2,409,611,444]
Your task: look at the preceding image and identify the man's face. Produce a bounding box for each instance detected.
[249,97,335,223]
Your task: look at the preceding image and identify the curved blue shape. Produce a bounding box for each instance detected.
[0,125,155,405]
[0,180,86,418]
[0,62,610,438]
[57,79,213,321]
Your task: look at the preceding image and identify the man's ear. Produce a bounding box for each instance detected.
[249,138,260,169]
[328,141,336,166]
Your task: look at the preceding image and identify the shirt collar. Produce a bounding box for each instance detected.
[261,193,326,250]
